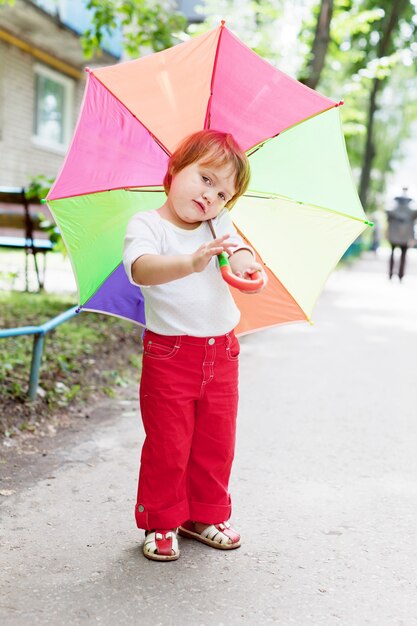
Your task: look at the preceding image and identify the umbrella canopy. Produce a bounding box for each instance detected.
[47,23,369,336]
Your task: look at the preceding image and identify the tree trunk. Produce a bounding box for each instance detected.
[302,0,334,89]
[359,78,380,208]
[358,0,409,209]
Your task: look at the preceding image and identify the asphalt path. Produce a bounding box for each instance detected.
[1,248,417,625]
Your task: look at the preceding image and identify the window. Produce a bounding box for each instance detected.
[33,64,74,153]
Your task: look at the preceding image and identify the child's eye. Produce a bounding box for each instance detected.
[219,192,226,201]
[202,176,211,184]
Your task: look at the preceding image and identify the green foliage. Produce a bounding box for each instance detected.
[195,0,286,66]
[82,0,188,59]
[0,291,141,432]
[0,269,19,289]
[368,64,417,210]
[298,0,417,209]
[129,353,141,368]
[198,0,417,212]
[25,174,54,201]
[24,175,67,255]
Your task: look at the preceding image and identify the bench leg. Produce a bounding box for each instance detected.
[24,249,29,291]
[33,252,43,291]
[40,253,47,290]
[32,251,48,291]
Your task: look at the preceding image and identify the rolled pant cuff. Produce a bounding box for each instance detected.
[189,498,232,524]
[135,498,189,530]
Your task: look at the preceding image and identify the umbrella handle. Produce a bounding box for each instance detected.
[218,252,264,291]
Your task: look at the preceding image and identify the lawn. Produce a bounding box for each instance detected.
[0,291,142,438]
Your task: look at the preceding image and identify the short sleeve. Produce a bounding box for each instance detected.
[123,212,162,285]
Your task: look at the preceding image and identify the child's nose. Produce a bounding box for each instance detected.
[203,189,215,203]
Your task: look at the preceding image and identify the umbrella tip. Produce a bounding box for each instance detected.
[221,20,226,27]
[336,100,344,107]
[40,198,46,204]
[85,67,92,74]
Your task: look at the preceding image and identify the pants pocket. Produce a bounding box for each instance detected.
[226,335,240,361]
[143,334,180,360]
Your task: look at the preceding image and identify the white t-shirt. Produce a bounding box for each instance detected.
[123,209,253,336]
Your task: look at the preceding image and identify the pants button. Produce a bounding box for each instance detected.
[208,338,215,345]
[138,504,145,512]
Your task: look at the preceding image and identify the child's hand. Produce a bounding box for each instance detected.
[234,262,267,294]
[191,235,237,273]
[228,249,267,294]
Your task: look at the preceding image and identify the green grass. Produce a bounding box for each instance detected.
[0,291,142,436]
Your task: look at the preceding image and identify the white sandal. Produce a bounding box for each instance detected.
[178,521,241,550]
[143,529,180,561]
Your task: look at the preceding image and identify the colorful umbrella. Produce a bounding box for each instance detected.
[46,22,370,336]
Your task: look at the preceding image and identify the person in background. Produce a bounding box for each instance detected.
[386,187,417,281]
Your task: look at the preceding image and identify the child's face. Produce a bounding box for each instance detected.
[166,160,236,228]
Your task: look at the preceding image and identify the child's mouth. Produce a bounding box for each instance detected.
[193,200,206,213]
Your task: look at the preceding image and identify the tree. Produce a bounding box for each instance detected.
[82,0,187,59]
[355,0,414,208]
[298,0,417,212]
[84,0,416,214]
[196,0,287,68]
[299,0,334,89]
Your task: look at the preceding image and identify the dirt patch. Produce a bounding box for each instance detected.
[0,326,141,437]
[0,384,139,496]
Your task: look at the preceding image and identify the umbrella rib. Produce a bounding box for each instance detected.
[232,222,311,323]
[243,192,373,226]
[47,186,166,202]
[204,21,226,130]
[236,318,309,338]
[80,306,145,327]
[306,220,367,318]
[90,72,172,157]
[233,215,366,327]
[127,186,164,193]
[245,103,342,156]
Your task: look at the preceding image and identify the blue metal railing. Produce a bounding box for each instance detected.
[0,306,79,400]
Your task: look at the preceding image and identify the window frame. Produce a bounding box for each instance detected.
[32,63,74,154]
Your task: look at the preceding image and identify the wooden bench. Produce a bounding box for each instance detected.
[0,186,54,290]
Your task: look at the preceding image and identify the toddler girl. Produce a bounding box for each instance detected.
[123,129,265,561]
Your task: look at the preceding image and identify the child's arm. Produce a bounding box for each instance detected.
[132,235,235,286]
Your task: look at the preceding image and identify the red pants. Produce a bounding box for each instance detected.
[135,329,240,530]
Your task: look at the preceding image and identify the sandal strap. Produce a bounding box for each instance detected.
[201,522,240,545]
[144,529,178,556]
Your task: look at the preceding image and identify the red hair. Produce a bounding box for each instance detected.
[163,130,250,208]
